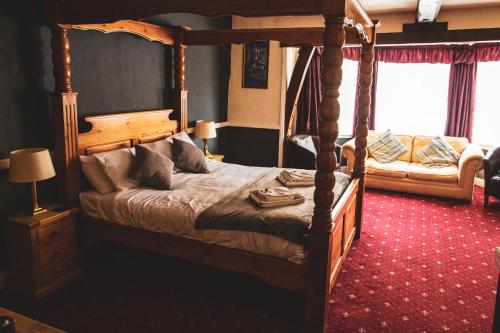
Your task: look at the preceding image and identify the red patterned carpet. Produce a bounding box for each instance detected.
[1,187,498,332]
[330,187,500,333]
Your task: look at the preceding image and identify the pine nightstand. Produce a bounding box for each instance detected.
[209,154,224,162]
[5,206,81,300]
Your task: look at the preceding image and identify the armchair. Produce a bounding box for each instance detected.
[484,146,500,208]
[284,134,341,170]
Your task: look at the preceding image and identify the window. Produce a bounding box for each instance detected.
[338,59,358,136]
[473,62,500,146]
[375,62,450,136]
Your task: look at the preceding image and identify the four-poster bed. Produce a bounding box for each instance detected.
[46,0,376,331]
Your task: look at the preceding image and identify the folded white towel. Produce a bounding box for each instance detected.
[254,187,296,203]
[249,190,305,208]
[278,170,315,187]
[282,170,314,181]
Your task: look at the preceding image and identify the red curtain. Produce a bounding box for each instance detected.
[344,47,361,61]
[445,62,477,141]
[296,48,322,135]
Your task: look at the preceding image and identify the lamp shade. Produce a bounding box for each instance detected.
[195,120,217,139]
[9,148,56,183]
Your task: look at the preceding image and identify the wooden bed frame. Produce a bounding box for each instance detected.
[46,1,376,331]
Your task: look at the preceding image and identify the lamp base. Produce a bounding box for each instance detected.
[31,181,46,216]
[203,139,214,158]
[32,206,47,216]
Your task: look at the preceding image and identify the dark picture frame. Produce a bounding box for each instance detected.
[242,41,269,89]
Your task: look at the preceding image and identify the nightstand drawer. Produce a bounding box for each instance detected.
[39,217,75,246]
[40,257,77,286]
[39,237,76,268]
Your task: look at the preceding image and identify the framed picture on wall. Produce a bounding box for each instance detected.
[242,41,269,89]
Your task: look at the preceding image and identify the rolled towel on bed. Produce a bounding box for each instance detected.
[249,187,305,208]
[278,170,315,187]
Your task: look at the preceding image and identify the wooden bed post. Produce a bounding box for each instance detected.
[352,41,374,240]
[51,25,79,206]
[305,15,345,333]
[173,27,189,132]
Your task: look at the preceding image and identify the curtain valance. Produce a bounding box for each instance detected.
[343,47,361,61]
[376,43,500,64]
[341,43,500,64]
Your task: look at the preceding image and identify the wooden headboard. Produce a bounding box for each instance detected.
[78,109,178,155]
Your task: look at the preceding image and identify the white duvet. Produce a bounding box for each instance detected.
[80,160,307,264]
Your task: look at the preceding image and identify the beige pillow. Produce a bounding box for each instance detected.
[367,129,407,163]
[79,155,115,194]
[95,148,138,191]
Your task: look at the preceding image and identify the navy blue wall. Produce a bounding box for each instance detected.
[0,1,231,270]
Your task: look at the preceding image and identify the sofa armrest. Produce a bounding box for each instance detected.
[458,143,484,185]
[341,138,356,175]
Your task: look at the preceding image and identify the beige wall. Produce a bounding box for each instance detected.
[227,40,283,128]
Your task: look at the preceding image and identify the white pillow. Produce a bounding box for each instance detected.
[167,131,195,146]
[94,148,138,191]
[79,155,115,194]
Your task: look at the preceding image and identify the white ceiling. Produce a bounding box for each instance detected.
[361,0,500,14]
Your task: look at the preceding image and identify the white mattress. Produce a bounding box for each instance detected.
[80,160,307,264]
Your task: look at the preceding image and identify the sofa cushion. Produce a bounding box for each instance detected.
[407,162,458,184]
[368,131,413,162]
[367,129,407,163]
[366,158,409,178]
[412,136,468,163]
[416,136,461,167]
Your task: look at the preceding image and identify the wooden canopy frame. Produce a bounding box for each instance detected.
[47,1,376,332]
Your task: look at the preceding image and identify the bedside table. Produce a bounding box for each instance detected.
[209,154,224,162]
[5,206,81,300]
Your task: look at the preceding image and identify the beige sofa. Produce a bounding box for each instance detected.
[342,132,484,201]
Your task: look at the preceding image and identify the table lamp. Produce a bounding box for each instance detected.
[9,148,56,216]
[195,120,217,157]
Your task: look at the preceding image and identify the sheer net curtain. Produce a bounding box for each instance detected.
[474,62,500,146]
[375,62,450,136]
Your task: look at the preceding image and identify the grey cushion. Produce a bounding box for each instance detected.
[129,145,174,190]
[172,138,209,173]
